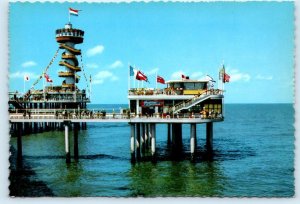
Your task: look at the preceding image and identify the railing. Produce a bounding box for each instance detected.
[172,89,223,113]
[128,88,178,96]
[9,109,224,121]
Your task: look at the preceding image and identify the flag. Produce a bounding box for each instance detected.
[44,73,53,83]
[129,65,135,76]
[136,70,148,82]
[24,74,30,81]
[181,74,187,80]
[157,75,165,84]
[223,73,230,83]
[69,8,79,16]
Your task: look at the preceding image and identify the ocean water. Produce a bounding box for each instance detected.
[9,104,295,197]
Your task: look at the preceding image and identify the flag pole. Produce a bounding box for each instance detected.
[90,75,92,102]
[134,64,136,89]
[128,63,130,92]
[156,71,158,90]
[68,9,71,24]
[43,73,45,101]
[23,78,25,95]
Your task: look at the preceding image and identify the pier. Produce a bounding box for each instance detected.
[9,13,227,166]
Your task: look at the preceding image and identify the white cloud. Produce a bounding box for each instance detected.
[228,69,251,82]
[9,71,39,79]
[86,63,99,69]
[255,74,273,80]
[146,68,159,75]
[110,60,123,69]
[86,45,104,57]
[92,70,119,85]
[21,61,37,68]
[171,70,185,79]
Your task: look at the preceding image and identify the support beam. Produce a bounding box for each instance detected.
[73,122,79,161]
[151,123,156,160]
[190,123,197,161]
[130,123,136,163]
[64,121,71,163]
[172,123,182,151]
[206,122,213,152]
[136,123,141,161]
[17,123,23,165]
[167,123,171,146]
[148,123,152,148]
[145,123,149,149]
[141,123,145,154]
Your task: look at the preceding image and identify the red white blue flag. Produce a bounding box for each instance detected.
[69,8,79,16]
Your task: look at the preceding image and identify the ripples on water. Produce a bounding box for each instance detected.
[9,104,294,197]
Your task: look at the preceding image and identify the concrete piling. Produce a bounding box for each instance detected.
[136,123,141,161]
[141,123,145,154]
[130,123,136,163]
[190,123,197,161]
[17,123,23,164]
[167,123,171,146]
[172,123,182,151]
[151,123,156,160]
[145,123,149,149]
[206,122,213,152]
[64,121,71,163]
[73,122,79,161]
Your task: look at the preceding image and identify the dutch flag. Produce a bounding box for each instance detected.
[69,8,79,16]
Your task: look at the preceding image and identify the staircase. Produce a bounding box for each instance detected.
[23,90,31,101]
[172,90,222,113]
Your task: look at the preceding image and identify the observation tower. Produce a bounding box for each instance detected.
[56,23,84,91]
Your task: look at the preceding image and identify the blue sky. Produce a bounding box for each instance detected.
[9,1,294,104]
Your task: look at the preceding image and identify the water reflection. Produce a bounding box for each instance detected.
[128,161,225,197]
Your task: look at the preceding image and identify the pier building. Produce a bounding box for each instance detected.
[127,77,224,162]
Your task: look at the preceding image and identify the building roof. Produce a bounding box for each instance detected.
[166,79,210,84]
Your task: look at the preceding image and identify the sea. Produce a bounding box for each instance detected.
[9,104,295,197]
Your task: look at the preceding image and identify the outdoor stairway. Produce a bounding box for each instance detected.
[23,90,31,101]
[172,91,222,113]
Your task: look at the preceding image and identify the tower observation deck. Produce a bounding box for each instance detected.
[56,23,84,91]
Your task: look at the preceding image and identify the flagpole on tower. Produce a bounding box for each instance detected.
[68,9,71,24]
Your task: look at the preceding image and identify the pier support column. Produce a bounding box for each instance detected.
[136,123,141,161]
[206,122,213,152]
[151,123,156,161]
[172,123,182,151]
[17,123,23,165]
[190,123,197,161]
[167,123,171,146]
[130,123,136,163]
[141,123,145,154]
[73,123,79,161]
[64,121,71,163]
[145,123,149,149]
